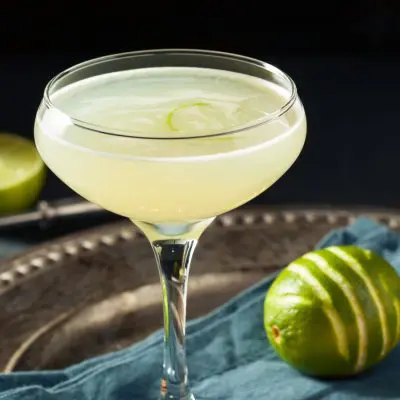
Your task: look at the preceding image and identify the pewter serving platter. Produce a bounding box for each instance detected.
[1,205,399,373]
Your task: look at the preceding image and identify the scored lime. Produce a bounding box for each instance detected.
[0,133,46,215]
[264,245,400,377]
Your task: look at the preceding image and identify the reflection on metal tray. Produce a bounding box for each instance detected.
[1,205,399,373]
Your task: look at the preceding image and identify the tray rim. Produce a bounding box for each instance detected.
[1,203,400,294]
[2,203,400,263]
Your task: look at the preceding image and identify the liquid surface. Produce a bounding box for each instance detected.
[36,67,306,223]
[51,67,288,138]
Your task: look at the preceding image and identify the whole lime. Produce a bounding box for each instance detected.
[0,133,46,215]
[264,245,400,377]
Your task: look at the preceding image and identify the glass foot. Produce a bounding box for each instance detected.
[160,379,195,399]
[160,395,195,400]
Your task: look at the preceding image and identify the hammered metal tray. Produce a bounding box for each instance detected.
[1,205,399,373]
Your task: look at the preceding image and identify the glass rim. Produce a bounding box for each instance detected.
[43,49,298,140]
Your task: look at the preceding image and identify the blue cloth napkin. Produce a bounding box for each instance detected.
[0,217,399,399]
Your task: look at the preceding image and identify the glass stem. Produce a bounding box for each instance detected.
[152,239,197,400]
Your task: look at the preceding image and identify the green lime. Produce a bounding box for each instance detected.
[264,245,400,377]
[0,133,46,215]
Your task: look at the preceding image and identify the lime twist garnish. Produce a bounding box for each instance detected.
[166,102,211,132]
[0,133,46,215]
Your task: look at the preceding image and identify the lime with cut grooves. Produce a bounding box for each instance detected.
[264,245,400,377]
[0,133,46,215]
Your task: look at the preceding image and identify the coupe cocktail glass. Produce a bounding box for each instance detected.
[35,49,306,399]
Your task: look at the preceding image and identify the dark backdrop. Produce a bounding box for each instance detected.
[1,1,400,210]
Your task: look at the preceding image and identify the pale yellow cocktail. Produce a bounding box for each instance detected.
[36,67,305,224]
